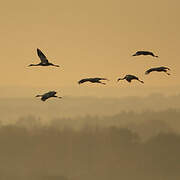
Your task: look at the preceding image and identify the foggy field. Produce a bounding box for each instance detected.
[0,108,180,180]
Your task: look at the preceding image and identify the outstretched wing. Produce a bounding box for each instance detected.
[78,78,91,84]
[145,68,155,74]
[37,48,49,63]
[126,74,138,79]
[94,78,108,81]
[41,91,57,101]
[132,51,143,56]
[47,91,57,96]
[133,51,158,57]
[41,96,47,101]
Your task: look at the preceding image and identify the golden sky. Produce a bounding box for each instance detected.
[0,0,179,97]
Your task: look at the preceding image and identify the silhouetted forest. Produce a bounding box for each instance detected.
[0,117,180,180]
[14,108,180,140]
[1,95,180,179]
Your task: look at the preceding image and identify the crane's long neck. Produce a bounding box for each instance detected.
[28,63,41,66]
[117,77,125,81]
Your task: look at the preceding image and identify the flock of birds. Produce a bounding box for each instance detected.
[29,48,171,101]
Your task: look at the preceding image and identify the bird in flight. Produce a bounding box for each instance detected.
[145,66,170,75]
[36,91,62,101]
[132,51,158,58]
[28,48,60,67]
[78,78,109,85]
[117,74,144,84]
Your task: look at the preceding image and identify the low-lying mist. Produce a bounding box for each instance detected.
[1,94,180,179]
[1,93,180,122]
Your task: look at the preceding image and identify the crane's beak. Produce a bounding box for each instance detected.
[35,95,42,97]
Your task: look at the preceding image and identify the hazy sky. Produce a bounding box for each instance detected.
[0,0,179,97]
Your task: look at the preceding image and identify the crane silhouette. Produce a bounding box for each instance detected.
[78,78,109,85]
[145,66,170,75]
[117,74,144,84]
[132,51,158,58]
[28,48,60,67]
[36,91,62,101]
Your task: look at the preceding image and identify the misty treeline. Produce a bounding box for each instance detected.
[12,108,180,140]
[1,93,180,121]
[0,111,180,180]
